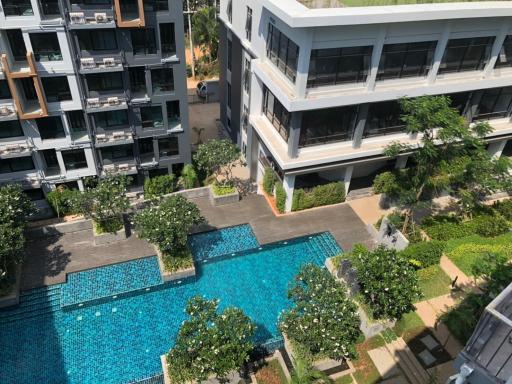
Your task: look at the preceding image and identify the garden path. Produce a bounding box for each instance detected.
[439,255,481,293]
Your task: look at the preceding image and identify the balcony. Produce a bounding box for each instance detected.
[79,55,124,74]
[0,171,39,187]
[0,140,33,159]
[85,95,128,113]
[0,103,17,121]
[101,160,138,176]
[68,11,115,29]
[95,130,134,148]
[139,152,158,168]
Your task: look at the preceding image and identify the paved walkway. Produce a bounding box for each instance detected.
[347,194,393,225]
[440,255,480,293]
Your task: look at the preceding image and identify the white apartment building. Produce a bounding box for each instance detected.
[0,0,190,218]
[219,0,512,212]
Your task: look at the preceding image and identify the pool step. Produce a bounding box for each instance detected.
[307,233,341,262]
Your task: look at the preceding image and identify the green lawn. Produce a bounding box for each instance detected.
[299,0,502,7]
[417,265,452,301]
[335,375,354,384]
[393,311,426,342]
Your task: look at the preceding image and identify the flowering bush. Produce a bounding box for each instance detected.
[279,264,361,360]
[167,296,256,383]
[352,245,421,320]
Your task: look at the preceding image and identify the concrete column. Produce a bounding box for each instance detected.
[395,155,409,169]
[367,26,387,91]
[344,166,354,195]
[295,32,313,99]
[484,21,511,78]
[288,112,302,158]
[488,140,507,159]
[77,179,85,191]
[283,174,295,213]
[467,90,484,121]
[352,104,369,149]
[56,151,66,175]
[427,22,451,85]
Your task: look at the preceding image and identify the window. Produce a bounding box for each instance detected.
[42,149,59,168]
[300,106,357,147]
[62,149,88,170]
[266,24,299,83]
[144,0,168,11]
[41,76,72,102]
[77,30,117,51]
[227,0,232,23]
[151,68,174,93]
[39,0,60,16]
[242,105,249,132]
[503,140,512,157]
[245,7,252,41]
[23,188,45,201]
[263,88,290,142]
[20,78,38,101]
[308,46,373,88]
[377,41,437,80]
[0,120,23,139]
[129,67,146,94]
[166,100,180,121]
[86,72,123,93]
[447,92,472,115]
[158,137,179,157]
[160,23,176,56]
[364,101,405,138]
[495,35,512,68]
[94,110,129,129]
[227,39,232,71]
[474,87,512,120]
[2,0,33,16]
[141,106,164,129]
[243,58,251,93]
[131,29,157,55]
[439,37,495,74]
[101,145,134,163]
[30,33,62,61]
[37,116,66,140]
[120,0,139,16]
[67,111,86,132]
[227,83,232,108]
[6,30,27,62]
[0,156,35,173]
[0,80,12,99]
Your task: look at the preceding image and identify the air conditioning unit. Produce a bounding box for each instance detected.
[94,13,107,23]
[107,97,119,105]
[118,163,130,171]
[0,106,13,116]
[103,57,116,67]
[80,57,95,69]
[70,12,85,24]
[95,133,107,142]
[87,98,100,108]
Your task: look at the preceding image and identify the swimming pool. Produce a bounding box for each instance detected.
[0,226,341,384]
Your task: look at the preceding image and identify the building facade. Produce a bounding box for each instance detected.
[0,0,190,217]
[219,0,512,212]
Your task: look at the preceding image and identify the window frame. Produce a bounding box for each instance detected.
[439,36,495,74]
[266,24,299,83]
[377,41,437,81]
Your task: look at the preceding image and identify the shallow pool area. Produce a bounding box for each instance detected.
[0,226,341,384]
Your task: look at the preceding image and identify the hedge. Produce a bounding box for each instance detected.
[275,182,286,213]
[493,199,512,221]
[144,174,177,199]
[423,214,510,241]
[263,167,275,195]
[291,182,345,212]
[400,240,445,269]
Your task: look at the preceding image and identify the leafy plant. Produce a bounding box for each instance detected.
[263,167,275,195]
[492,199,512,221]
[352,245,421,320]
[399,240,445,269]
[275,182,286,214]
[192,7,219,64]
[46,186,81,217]
[292,182,345,212]
[470,214,510,237]
[144,174,177,199]
[445,241,512,276]
[193,139,241,186]
[423,222,475,241]
[211,183,237,196]
[472,253,512,296]
[167,296,256,383]
[289,358,332,384]
[180,164,198,189]
[280,264,361,360]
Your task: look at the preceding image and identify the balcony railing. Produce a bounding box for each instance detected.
[95,130,134,146]
[68,11,115,26]
[79,55,124,72]
[101,161,137,176]
[0,103,16,119]
[86,95,127,111]
[0,141,33,158]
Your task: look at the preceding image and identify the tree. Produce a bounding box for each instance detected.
[290,358,332,384]
[373,95,511,231]
[351,245,421,320]
[134,195,204,256]
[193,139,241,185]
[167,296,256,383]
[280,264,361,360]
[192,6,219,63]
[472,253,512,296]
[143,174,177,199]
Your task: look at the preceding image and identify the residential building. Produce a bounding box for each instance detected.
[219,0,512,212]
[0,0,190,217]
[452,282,512,383]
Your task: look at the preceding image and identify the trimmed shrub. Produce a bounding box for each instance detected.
[275,182,286,213]
[263,167,275,195]
[493,199,512,221]
[46,187,81,217]
[144,174,177,199]
[470,214,510,237]
[400,240,446,269]
[423,222,475,241]
[211,183,237,196]
[291,182,345,212]
[180,164,198,189]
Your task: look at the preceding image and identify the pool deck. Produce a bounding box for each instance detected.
[21,194,374,290]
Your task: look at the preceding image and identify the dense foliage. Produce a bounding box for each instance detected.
[263,167,275,195]
[134,195,204,257]
[192,6,219,64]
[143,174,177,199]
[493,199,512,221]
[275,182,286,214]
[211,183,237,196]
[352,245,421,320]
[423,213,510,240]
[399,240,445,269]
[280,264,361,360]
[180,164,198,189]
[46,186,81,217]
[292,182,345,212]
[167,296,255,383]
[193,139,241,186]
[472,253,512,296]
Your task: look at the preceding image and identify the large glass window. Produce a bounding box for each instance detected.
[474,87,512,120]
[131,29,157,55]
[263,88,290,142]
[377,41,437,80]
[502,140,512,157]
[6,30,27,61]
[39,0,60,16]
[151,68,174,93]
[144,0,168,11]
[101,144,134,163]
[41,76,72,102]
[495,35,512,68]
[2,0,33,16]
[308,46,372,88]
[245,7,252,42]
[20,78,38,101]
[129,67,146,95]
[300,106,357,147]
[227,0,232,22]
[0,120,24,139]
[86,72,123,93]
[447,92,472,115]
[94,110,129,129]
[158,137,179,157]
[77,30,117,51]
[141,106,164,129]
[243,58,251,93]
[0,156,35,173]
[266,24,299,83]
[0,80,12,99]
[439,37,495,74]
[62,149,88,170]
[160,23,176,56]
[364,101,405,138]
[166,100,180,122]
[227,39,232,71]
[37,116,66,140]
[30,33,62,61]
[67,111,87,132]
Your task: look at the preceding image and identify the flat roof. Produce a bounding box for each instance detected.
[298,0,508,8]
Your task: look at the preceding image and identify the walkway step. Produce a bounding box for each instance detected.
[386,338,430,384]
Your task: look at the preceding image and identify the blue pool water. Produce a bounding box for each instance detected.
[0,228,341,384]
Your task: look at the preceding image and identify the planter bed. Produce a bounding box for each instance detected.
[93,225,127,246]
[154,246,196,283]
[0,267,21,309]
[209,185,240,206]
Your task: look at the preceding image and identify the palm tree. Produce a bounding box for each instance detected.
[192,6,219,63]
[289,358,332,384]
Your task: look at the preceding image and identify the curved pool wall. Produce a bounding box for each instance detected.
[0,225,341,384]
